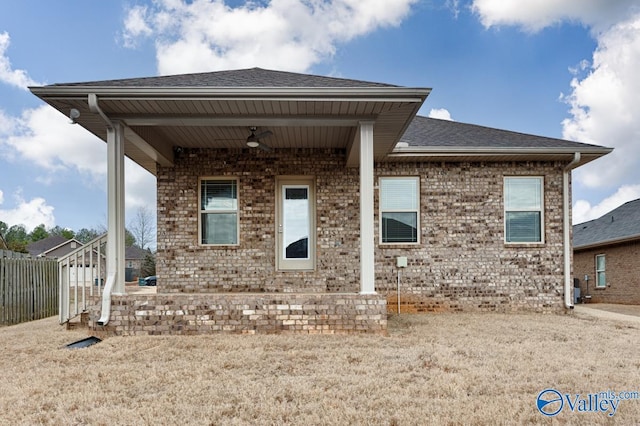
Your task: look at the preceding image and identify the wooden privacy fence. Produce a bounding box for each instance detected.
[0,256,58,326]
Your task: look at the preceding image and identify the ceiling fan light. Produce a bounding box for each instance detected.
[247,140,260,148]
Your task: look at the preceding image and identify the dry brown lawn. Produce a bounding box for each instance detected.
[1,311,639,425]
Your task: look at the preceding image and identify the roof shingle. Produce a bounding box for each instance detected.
[50,67,398,89]
[573,199,640,248]
[400,116,606,150]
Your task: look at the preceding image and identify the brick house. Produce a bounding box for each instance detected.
[573,199,640,304]
[30,68,611,335]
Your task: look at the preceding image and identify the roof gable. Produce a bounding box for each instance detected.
[573,199,640,249]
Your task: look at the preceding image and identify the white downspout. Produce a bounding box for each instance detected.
[89,94,124,326]
[563,152,581,309]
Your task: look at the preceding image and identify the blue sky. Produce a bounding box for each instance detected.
[1,0,640,241]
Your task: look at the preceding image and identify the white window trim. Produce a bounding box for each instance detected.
[199,177,240,246]
[379,176,421,245]
[504,176,545,244]
[595,254,606,288]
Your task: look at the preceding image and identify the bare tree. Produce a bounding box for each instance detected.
[129,206,156,250]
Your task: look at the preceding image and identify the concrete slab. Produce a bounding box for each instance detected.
[574,303,640,324]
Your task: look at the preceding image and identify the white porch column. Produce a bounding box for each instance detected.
[107,121,126,295]
[359,121,376,294]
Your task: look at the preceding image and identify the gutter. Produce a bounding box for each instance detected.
[89,93,116,326]
[563,153,581,309]
[29,85,432,102]
[388,146,614,157]
[574,233,640,251]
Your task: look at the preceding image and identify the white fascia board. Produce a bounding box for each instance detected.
[391,145,613,154]
[388,146,613,157]
[30,86,431,101]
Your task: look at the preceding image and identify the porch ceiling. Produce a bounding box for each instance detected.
[31,87,430,175]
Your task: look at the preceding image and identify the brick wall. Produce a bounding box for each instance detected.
[574,241,640,304]
[88,293,387,336]
[157,149,361,294]
[156,148,569,313]
[375,161,567,313]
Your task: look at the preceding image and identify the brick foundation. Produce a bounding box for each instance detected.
[88,293,387,336]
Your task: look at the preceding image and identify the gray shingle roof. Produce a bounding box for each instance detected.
[573,199,640,249]
[26,235,69,257]
[126,245,150,260]
[400,116,605,150]
[50,67,398,89]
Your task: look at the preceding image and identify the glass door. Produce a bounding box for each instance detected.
[277,177,315,270]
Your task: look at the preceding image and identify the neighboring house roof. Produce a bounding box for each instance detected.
[573,199,640,250]
[26,235,69,257]
[126,246,149,260]
[27,236,86,258]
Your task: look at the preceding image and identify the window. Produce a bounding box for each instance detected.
[200,178,238,245]
[380,177,419,244]
[504,177,544,243]
[595,254,606,288]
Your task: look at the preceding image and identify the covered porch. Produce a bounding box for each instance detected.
[32,68,429,334]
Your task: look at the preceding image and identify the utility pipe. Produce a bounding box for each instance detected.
[563,152,581,309]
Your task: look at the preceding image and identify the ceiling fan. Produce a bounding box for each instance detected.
[246,127,273,152]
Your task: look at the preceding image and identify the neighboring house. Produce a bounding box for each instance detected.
[27,235,82,258]
[573,199,640,304]
[28,236,100,285]
[30,68,612,335]
[125,245,149,281]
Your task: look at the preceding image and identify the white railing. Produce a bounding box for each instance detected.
[58,234,107,324]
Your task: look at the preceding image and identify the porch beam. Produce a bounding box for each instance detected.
[124,126,174,167]
[107,121,126,295]
[116,116,373,127]
[359,121,376,295]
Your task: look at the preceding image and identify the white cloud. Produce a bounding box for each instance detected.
[470,0,640,230]
[0,32,42,89]
[3,105,106,179]
[122,0,418,74]
[573,184,640,224]
[122,5,153,48]
[124,159,157,214]
[471,0,639,33]
[0,189,55,231]
[562,14,640,189]
[428,108,454,121]
[0,104,157,228]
